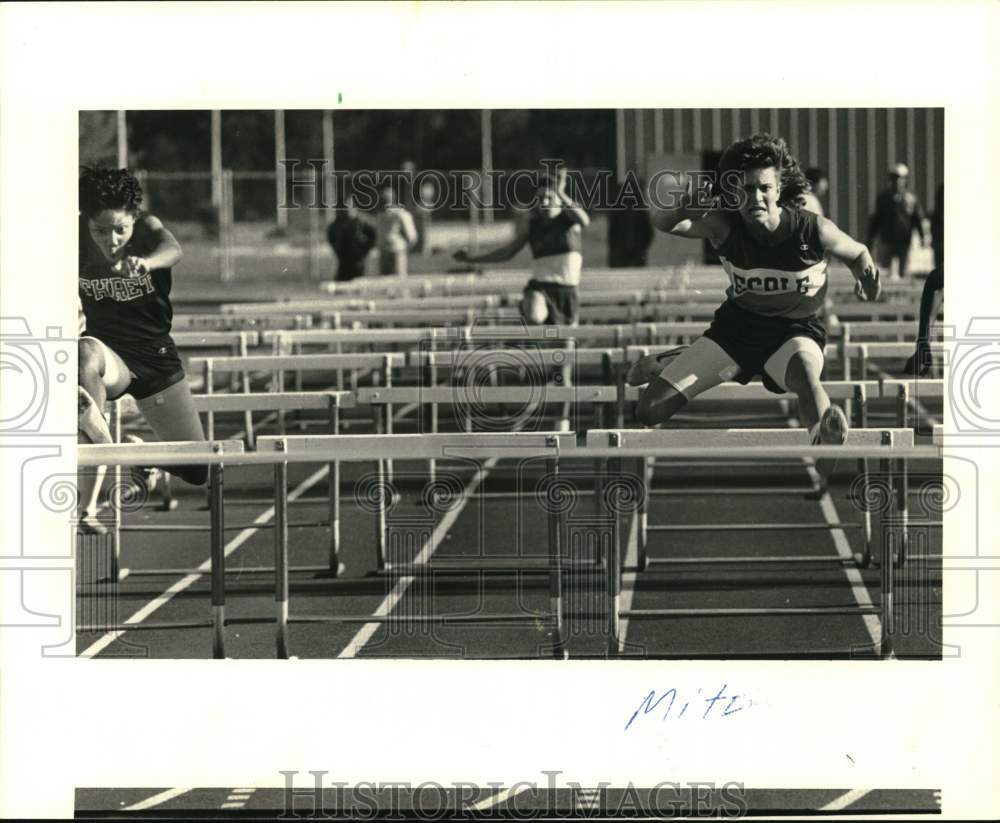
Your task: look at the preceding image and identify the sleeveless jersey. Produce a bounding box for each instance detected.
[78,213,174,348]
[528,210,583,287]
[716,206,828,319]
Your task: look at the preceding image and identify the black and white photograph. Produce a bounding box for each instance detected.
[0,2,997,821]
[72,104,946,662]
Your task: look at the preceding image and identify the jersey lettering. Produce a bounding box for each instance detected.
[79,274,156,303]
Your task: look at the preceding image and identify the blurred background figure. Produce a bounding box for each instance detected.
[401,160,434,256]
[795,167,828,215]
[931,182,944,270]
[375,182,418,276]
[607,179,654,268]
[453,167,590,324]
[903,266,944,377]
[867,162,928,280]
[326,193,375,282]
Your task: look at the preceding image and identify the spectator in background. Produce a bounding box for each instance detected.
[401,160,433,255]
[795,167,828,215]
[375,183,418,276]
[867,163,927,281]
[607,179,654,268]
[327,194,375,282]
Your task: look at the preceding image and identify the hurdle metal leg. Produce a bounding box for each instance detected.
[203,361,215,440]
[878,453,896,659]
[547,456,566,659]
[240,332,254,446]
[109,400,123,582]
[895,386,910,568]
[209,463,226,659]
[637,456,650,572]
[275,459,290,659]
[375,406,389,572]
[592,395,606,514]
[606,454,623,656]
[425,361,437,483]
[852,384,873,567]
[327,398,342,575]
[383,356,394,482]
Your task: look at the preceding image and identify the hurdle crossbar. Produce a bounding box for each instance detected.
[355,386,618,405]
[189,353,407,374]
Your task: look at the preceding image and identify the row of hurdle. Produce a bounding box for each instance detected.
[79,409,942,661]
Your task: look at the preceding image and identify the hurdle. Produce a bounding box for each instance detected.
[77,439,246,658]
[583,430,932,658]
[841,341,940,381]
[356,384,618,493]
[172,313,313,332]
[221,294,503,316]
[188,353,405,441]
[588,427,915,572]
[152,392,351,575]
[876,380,945,566]
[256,432,576,659]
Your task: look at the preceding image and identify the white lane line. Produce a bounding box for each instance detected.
[818,788,871,811]
[123,788,191,811]
[471,785,530,812]
[617,512,640,655]
[787,416,881,650]
[79,464,329,658]
[337,457,498,659]
[221,787,256,809]
[802,461,881,648]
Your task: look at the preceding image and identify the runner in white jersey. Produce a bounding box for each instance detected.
[630,133,881,445]
[454,168,590,324]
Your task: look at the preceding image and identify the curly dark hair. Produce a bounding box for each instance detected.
[715,133,810,207]
[79,166,144,217]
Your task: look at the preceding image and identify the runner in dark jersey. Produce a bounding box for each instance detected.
[453,168,590,324]
[629,134,881,446]
[78,167,207,531]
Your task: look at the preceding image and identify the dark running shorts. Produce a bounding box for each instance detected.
[523,280,579,324]
[703,300,827,394]
[86,333,186,401]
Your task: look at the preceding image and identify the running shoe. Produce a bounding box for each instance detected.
[625,346,687,387]
[813,404,849,446]
[77,513,109,536]
[123,434,160,499]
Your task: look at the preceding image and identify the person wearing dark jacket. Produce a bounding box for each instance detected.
[867,163,927,280]
[327,195,376,281]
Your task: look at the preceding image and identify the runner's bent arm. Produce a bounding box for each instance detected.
[817,216,881,301]
[132,214,183,272]
[649,195,730,246]
[455,212,531,264]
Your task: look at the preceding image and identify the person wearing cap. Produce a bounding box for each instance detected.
[866,162,928,281]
